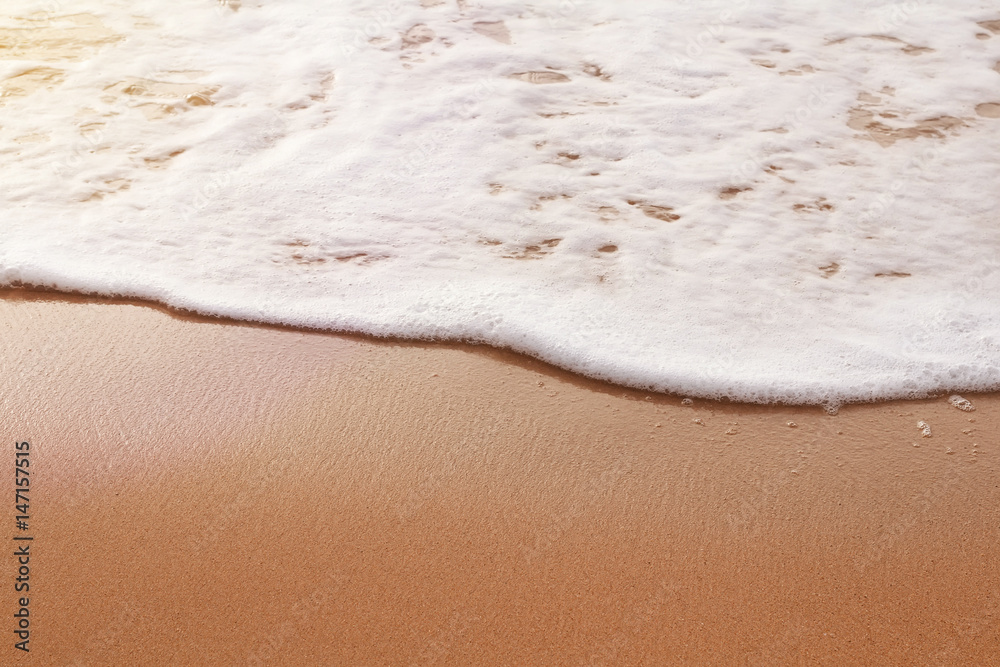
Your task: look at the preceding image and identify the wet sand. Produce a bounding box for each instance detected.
[0,288,998,665]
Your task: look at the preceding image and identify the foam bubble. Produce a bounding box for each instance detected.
[948,395,975,411]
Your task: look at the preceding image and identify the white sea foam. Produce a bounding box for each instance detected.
[2,0,1000,405]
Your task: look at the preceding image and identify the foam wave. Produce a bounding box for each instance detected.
[2,0,1000,405]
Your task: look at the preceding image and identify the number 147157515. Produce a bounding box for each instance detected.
[15,442,30,530]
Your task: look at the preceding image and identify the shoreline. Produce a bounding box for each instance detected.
[1,286,992,411]
[1,288,998,664]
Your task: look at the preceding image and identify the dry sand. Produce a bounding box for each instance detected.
[1,288,998,665]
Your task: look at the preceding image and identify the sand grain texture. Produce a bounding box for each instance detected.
[0,290,998,665]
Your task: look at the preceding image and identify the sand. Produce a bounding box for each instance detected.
[1,288,998,665]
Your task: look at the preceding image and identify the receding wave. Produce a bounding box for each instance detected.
[2,0,999,406]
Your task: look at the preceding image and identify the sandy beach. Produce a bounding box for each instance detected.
[4,2,1000,665]
[1,288,997,665]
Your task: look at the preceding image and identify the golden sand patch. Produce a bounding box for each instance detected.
[401,24,435,49]
[719,186,752,201]
[142,149,186,170]
[793,197,834,213]
[501,238,562,260]
[1,66,64,102]
[81,178,132,202]
[977,19,1000,34]
[582,63,612,81]
[510,71,571,84]
[627,201,681,222]
[862,34,935,56]
[596,206,620,221]
[101,77,220,120]
[103,77,219,104]
[846,91,965,147]
[779,64,815,77]
[12,132,50,144]
[275,241,389,268]
[0,13,120,62]
[472,21,511,44]
[975,102,1000,118]
[819,262,840,277]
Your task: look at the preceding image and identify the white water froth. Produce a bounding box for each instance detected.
[2,0,1000,405]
